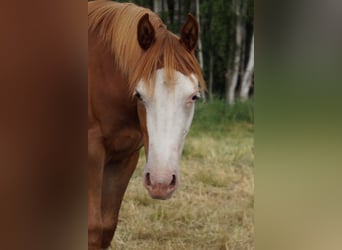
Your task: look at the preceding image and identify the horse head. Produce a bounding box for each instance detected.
[135,14,202,199]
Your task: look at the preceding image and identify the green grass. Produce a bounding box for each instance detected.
[111,99,254,250]
[189,99,254,137]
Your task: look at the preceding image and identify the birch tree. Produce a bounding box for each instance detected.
[240,34,254,101]
[226,0,243,105]
[153,0,162,14]
[195,0,206,101]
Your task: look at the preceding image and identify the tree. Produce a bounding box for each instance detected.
[240,33,254,101]
[201,0,231,100]
[195,0,206,101]
[153,0,161,13]
[226,0,247,105]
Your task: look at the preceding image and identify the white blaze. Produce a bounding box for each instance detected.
[136,69,198,183]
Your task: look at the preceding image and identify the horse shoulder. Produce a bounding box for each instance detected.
[104,127,143,160]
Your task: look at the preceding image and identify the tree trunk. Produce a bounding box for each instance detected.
[226,0,244,105]
[240,34,254,101]
[153,0,161,14]
[208,50,214,100]
[238,25,246,89]
[195,0,203,70]
[237,0,247,90]
[226,15,243,105]
[195,0,206,101]
[162,0,167,14]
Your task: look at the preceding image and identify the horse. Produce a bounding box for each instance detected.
[88,1,205,249]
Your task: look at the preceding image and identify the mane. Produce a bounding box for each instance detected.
[88,0,205,94]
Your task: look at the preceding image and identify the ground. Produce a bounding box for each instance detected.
[111,100,254,250]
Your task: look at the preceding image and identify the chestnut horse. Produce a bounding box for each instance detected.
[88,1,205,249]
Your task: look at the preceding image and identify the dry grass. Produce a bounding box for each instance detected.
[110,107,254,249]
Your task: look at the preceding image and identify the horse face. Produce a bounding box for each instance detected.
[135,68,200,199]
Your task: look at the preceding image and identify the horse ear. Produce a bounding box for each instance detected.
[137,13,155,50]
[180,14,199,52]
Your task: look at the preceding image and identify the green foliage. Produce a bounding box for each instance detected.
[200,0,233,94]
[189,98,254,139]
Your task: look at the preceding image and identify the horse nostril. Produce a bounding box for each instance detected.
[145,172,152,186]
[170,174,176,187]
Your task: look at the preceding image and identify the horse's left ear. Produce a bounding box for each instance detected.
[180,14,199,52]
[137,13,155,50]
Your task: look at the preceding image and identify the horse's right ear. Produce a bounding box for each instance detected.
[137,14,155,50]
[180,14,199,52]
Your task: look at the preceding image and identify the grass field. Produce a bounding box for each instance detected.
[111,100,254,250]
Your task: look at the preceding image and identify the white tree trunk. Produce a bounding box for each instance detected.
[240,34,254,101]
[153,0,162,14]
[196,0,203,70]
[195,0,206,101]
[238,25,246,86]
[227,18,243,105]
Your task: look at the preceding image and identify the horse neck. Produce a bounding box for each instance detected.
[88,33,138,130]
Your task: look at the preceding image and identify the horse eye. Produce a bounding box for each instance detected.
[192,94,200,101]
[134,91,143,101]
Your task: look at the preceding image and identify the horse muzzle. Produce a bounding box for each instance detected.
[143,170,178,200]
